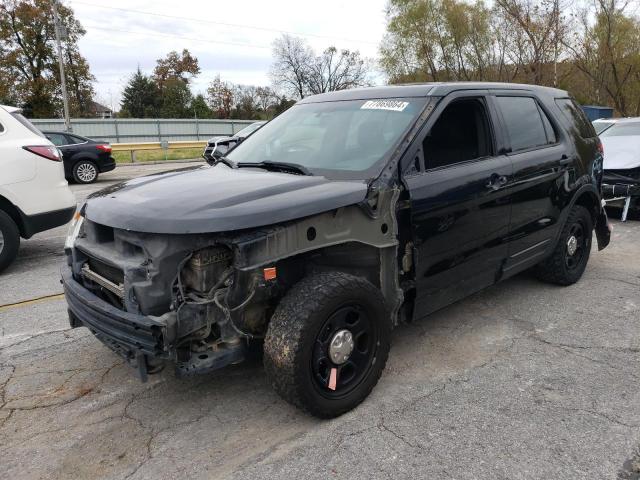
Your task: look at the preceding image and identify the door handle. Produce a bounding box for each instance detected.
[486,173,508,190]
[559,154,572,166]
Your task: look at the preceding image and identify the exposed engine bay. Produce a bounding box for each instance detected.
[64,188,402,380]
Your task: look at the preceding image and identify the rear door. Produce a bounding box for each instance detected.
[403,91,513,319]
[490,93,569,274]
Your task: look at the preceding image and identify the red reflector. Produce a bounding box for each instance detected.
[23,145,61,161]
[96,144,112,153]
[263,267,277,281]
[597,139,604,154]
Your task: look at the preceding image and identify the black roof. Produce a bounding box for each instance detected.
[297,82,569,103]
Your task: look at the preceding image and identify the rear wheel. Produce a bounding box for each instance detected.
[534,205,592,285]
[72,160,98,184]
[264,271,391,418]
[0,210,20,273]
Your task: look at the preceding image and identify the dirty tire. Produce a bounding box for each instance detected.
[0,209,20,273]
[264,271,391,418]
[72,160,98,184]
[534,205,592,285]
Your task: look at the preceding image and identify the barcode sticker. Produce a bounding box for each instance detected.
[361,100,409,112]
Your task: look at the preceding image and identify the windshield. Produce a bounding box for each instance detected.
[227,98,428,180]
[236,122,265,137]
[600,122,640,137]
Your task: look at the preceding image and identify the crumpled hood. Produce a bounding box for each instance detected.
[84,164,368,234]
[602,136,640,170]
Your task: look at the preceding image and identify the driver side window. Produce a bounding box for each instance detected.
[422,97,493,170]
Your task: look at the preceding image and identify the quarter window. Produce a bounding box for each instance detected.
[46,133,68,146]
[555,98,596,139]
[496,96,550,152]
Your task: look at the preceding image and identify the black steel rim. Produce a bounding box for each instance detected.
[310,304,377,399]
[566,220,588,270]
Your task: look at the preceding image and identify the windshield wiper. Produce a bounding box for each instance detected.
[237,161,312,176]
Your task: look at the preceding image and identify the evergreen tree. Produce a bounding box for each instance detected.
[120,68,160,118]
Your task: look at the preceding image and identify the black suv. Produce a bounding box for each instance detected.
[62,83,611,418]
[43,131,116,184]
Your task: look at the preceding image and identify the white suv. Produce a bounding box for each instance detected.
[0,105,76,272]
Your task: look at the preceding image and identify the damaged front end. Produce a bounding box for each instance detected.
[602,167,640,222]
[63,188,401,381]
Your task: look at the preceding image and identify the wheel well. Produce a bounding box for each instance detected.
[275,242,383,291]
[0,195,25,237]
[73,157,97,167]
[574,191,599,223]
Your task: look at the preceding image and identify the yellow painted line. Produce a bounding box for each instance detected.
[0,293,65,313]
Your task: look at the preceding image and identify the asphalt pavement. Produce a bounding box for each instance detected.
[1,162,638,480]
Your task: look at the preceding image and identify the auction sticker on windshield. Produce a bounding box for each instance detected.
[361,100,409,112]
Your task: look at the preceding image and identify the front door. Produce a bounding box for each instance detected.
[403,93,513,319]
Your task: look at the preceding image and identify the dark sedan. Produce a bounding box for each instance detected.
[202,121,266,164]
[43,131,116,184]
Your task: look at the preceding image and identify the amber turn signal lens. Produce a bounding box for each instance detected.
[263,267,277,281]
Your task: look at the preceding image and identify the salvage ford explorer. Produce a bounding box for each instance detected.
[63,83,611,418]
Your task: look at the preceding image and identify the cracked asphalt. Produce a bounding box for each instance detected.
[1,162,639,480]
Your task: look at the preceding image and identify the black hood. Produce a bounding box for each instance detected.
[85,164,368,234]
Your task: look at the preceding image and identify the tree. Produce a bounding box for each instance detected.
[153,49,200,89]
[159,78,192,118]
[120,68,160,118]
[270,34,372,99]
[0,0,95,117]
[207,75,235,118]
[270,35,313,99]
[191,93,213,118]
[564,0,640,115]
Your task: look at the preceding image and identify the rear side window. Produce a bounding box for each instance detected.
[600,122,640,137]
[46,133,68,146]
[555,98,596,138]
[0,121,4,133]
[66,134,87,144]
[496,96,549,152]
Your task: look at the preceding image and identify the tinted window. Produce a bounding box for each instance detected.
[0,121,4,133]
[46,133,68,146]
[423,98,493,169]
[66,134,87,144]
[496,96,548,152]
[555,98,596,138]
[539,107,557,144]
[600,122,640,137]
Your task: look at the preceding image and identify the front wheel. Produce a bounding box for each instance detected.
[72,160,98,184]
[264,271,391,418]
[0,210,20,273]
[534,205,593,285]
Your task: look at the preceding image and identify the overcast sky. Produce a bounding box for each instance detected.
[68,0,389,109]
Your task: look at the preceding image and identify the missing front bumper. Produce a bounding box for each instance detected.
[63,267,246,381]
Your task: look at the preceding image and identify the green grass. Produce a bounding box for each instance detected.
[113,148,204,164]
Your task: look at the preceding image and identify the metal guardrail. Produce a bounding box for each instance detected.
[31,118,257,143]
[111,140,207,162]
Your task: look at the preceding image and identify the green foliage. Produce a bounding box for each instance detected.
[159,79,193,118]
[0,0,95,117]
[120,68,160,118]
[380,0,640,115]
[191,94,213,119]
